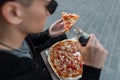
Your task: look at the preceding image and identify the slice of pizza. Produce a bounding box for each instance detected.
[62,12,80,31]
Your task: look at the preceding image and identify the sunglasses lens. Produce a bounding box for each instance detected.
[47,0,58,14]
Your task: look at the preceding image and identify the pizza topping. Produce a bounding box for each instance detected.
[73,52,81,57]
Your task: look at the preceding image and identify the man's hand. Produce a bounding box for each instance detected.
[78,34,108,69]
[49,18,65,38]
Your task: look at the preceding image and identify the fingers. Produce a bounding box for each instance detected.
[51,29,66,38]
[95,37,108,55]
[77,34,96,51]
[87,34,108,55]
[86,34,97,48]
[78,33,108,68]
[56,18,64,28]
[59,22,64,28]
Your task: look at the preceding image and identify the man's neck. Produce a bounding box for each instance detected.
[0,26,27,50]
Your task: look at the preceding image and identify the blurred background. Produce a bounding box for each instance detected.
[45,0,120,80]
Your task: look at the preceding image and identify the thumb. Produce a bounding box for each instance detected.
[85,34,96,48]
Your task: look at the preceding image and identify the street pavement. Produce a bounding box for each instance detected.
[45,0,120,80]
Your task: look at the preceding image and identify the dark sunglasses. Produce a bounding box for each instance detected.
[46,0,58,14]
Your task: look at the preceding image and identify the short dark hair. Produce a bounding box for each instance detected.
[0,0,58,14]
[0,0,33,7]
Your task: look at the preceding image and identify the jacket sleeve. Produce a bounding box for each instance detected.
[79,65,101,80]
[35,34,67,52]
[29,29,51,46]
[27,29,67,52]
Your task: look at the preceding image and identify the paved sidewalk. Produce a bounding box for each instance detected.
[45,0,120,80]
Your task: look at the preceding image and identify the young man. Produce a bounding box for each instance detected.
[0,0,108,80]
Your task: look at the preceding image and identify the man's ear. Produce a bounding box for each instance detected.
[1,2,23,25]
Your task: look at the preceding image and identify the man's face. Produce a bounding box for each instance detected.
[19,0,51,34]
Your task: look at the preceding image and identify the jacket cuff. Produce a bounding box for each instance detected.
[82,65,101,80]
[44,29,51,38]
